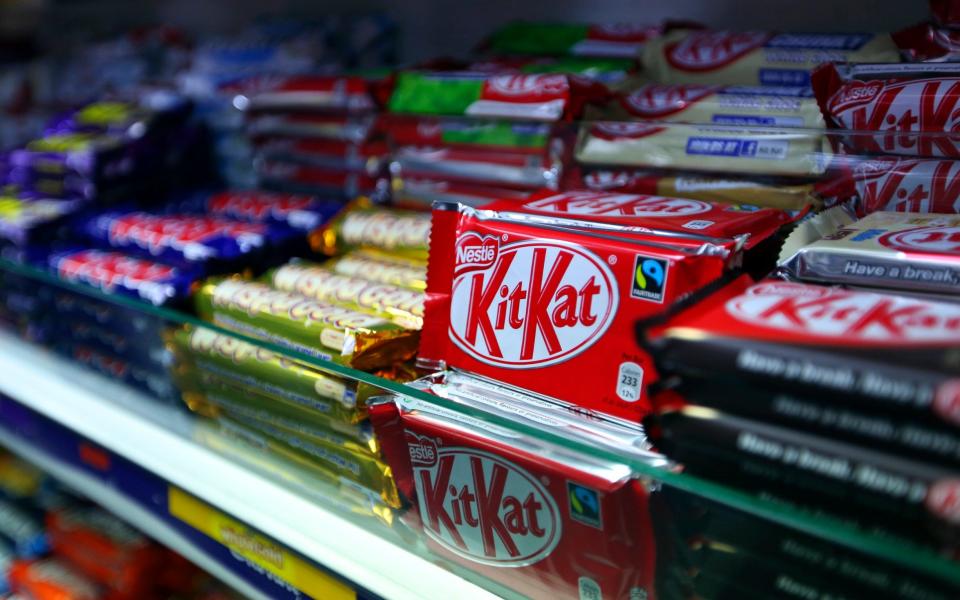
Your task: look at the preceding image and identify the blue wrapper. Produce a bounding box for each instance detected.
[55,341,180,402]
[170,189,343,230]
[0,496,49,558]
[46,246,201,306]
[78,209,297,267]
[0,196,82,246]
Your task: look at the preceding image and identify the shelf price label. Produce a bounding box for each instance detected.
[168,487,356,600]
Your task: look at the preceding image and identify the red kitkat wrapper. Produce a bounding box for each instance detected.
[826,155,960,215]
[931,0,960,27]
[812,62,960,158]
[368,395,657,600]
[480,189,797,251]
[418,202,732,422]
[893,22,960,62]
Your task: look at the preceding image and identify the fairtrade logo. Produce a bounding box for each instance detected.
[449,239,618,368]
[525,191,712,218]
[879,225,960,255]
[413,447,561,566]
[665,31,770,72]
[631,256,668,303]
[567,482,602,528]
[727,281,960,342]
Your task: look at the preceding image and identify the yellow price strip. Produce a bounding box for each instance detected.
[168,487,356,600]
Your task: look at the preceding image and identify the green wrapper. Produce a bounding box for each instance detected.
[327,250,427,291]
[194,278,419,371]
[310,202,431,259]
[266,261,424,330]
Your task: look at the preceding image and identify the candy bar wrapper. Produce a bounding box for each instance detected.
[267,261,424,329]
[673,377,960,467]
[256,159,384,199]
[225,75,381,114]
[485,21,661,58]
[388,72,609,122]
[812,63,960,158]
[644,30,901,88]
[596,84,823,129]
[0,496,48,557]
[166,325,369,424]
[310,202,431,259]
[170,189,344,231]
[326,249,427,291]
[194,278,418,370]
[46,247,201,307]
[0,196,81,247]
[645,277,960,431]
[481,189,797,252]
[825,156,960,215]
[57,342,180,402]
[38,318,171,372]
[46,507,162,597]
[893,22,960,62]
[575,122,828,178]
[568,168,823,211]
[246,114,376,142]
[463,56,638,87]
[253,137,387,174]
[391,176,531,210]
[390,145,562,190]
[8,559,101,600]
[779,211,960,295]
[77,209,296,269]
[180,387,398,508]
[655,406,960,547]
[382,115,552,153]
[368,391,661,600]
[418,202,731,422]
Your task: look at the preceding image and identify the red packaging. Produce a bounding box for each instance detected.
[252,137,388,174]
[247,113,375,142]
[418,202,732,422]
[390,146,561,190]
[811,62,960,157]
[893,22,960,62]
[931,0,960,27]
[480,189,798,250]
[392,176,533,209]
[256,160,384,197]
[46,507,163,598]
[8,559,101,600]
[369,393,658,600]
[825,156,960,214]
[222,74,384,114]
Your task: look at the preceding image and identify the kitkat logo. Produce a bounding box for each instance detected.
[827,80,883,114]
[406,431,439,467]
[455,233,500,275]
[727,281,960,342]
[880,225,960,255]
[623,84,716,118]
[413,447,560,566]
[665,31,770,72]
[449,239,617,368]
[486,74,568,97]
[525,191,712,218]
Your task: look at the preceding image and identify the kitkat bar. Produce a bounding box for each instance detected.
[390,146,560,190]
[481,189,798,251]
[387,72,610,122]
[598,83,823,129]
[643,30,901,88]
[368,394,658,600]
[246,113,375,142]
[225,74,382,114]
[174,189,344,231]
[418,202,731,422]
[485,21,661,58]
[255,160,384,198]
[893,22,960,62]
[825,156,960,215]
[391,176,532,210]
[811,62,960,158]
[779,211,960,295]
[645,277,960,429]
[381,115,552,153]
[567,168,823,211]
[252,137,387,173]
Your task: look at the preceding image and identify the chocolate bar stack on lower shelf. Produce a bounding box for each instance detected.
[643,275,960,564]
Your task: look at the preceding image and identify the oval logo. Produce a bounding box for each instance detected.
[413,446,561,566]
[487,74,568,97]
[665,31,770,72]
[525,191,713,218]
[623,84,716,118]
[449,238,618,368]
[879,225,960,255]
[727,282,960,342]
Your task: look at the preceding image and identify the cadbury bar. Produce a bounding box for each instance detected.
[644,30,900,87]
[267,261,424,329]
[172,189,344,231]
[646,277,960,430]
[779,211,960,295]
[597,84,823,129]
[569,168,823,211]
[325,250,426,291]
[575,121,828,177]
[419,202,732,423]
[194,278,418,370]
[0,195,81,247]
[166,325,366,423]
[310,203,431,259]
[656,406,960,547]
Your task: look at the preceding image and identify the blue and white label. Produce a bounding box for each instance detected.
[765,33,873,50]
[686,137,789,160]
